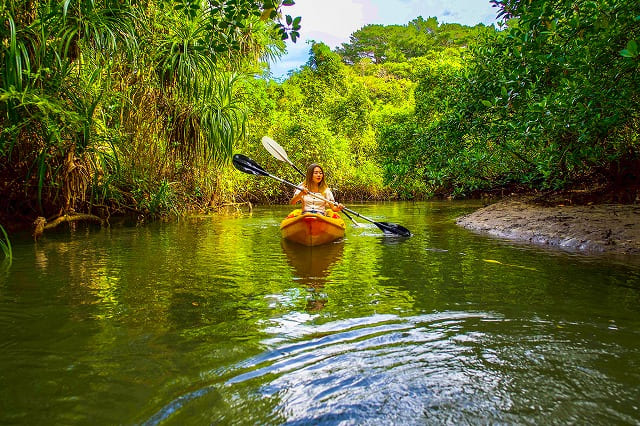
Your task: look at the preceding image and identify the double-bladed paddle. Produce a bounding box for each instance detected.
[232,153,411,237]
[261,136,306,177]
[261,136,361,227]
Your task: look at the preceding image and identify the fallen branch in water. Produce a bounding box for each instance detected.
[33,214,105,240]
[220,201,253,212]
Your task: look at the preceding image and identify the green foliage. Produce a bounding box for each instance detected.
[237,42,398,202]
[0,224,11,262]
[336,16,489,65]
[620,39,639,58]
[147,179,178,217]
[238,20,490,203]
[381,0,640,196]
[413,50,462,125]
[5,0,637,219]
[0,0,295,220]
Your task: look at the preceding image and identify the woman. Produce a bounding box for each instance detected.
[290,164,344,214]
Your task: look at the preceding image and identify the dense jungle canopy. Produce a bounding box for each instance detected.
[1,0,639,230]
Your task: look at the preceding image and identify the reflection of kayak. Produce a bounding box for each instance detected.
[281,238,344,311]
[281,238,345,287]
[280,209,346,246]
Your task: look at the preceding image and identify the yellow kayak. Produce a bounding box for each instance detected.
[280,209,346,246]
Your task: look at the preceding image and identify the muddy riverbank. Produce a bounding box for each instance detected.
[456,198,640,255]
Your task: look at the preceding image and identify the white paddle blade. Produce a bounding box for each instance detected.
[261,136,290,164]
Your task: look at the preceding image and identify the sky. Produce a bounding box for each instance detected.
[268,0,500,78]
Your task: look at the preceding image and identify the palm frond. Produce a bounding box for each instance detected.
[165,72,246,165]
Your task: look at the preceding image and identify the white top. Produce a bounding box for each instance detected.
[294,187,335,214]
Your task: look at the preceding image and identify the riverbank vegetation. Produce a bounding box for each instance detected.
[380,0,640,200]
[1,0,639,232]
[0,0,297,229]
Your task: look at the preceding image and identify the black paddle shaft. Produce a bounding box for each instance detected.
[232,154,411,237]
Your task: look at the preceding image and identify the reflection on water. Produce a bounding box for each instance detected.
[0,202,639,425]
[281,239,344,311]
[147,311,640,425]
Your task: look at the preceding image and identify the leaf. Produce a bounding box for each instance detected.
[620,40,638,58]
[283,0,295,5]
[481,100,493,107]
[483,259,537,271]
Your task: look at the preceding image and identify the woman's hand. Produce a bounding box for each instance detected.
[334,203,345,211]
[290,187,308,205]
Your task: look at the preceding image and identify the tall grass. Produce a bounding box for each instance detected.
[0,225,12,262]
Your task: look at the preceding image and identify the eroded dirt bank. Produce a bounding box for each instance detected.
[456,199,640,255]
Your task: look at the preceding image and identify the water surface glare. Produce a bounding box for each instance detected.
[0,201,639,424]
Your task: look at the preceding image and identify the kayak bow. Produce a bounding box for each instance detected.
[280,209,346,246]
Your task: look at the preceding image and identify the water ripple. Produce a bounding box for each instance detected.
[143,309,640,424]
[145,311,511,425]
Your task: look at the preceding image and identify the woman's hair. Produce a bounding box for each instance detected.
[304,163,328,192]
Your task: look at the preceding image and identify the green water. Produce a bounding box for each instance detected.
[1,201,639,424]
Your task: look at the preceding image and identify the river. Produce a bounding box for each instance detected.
[1,201,639,424]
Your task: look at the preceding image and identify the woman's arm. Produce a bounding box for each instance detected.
[324,189,344,211]
[290,186,308,205]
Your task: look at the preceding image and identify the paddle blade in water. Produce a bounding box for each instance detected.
[232,154,269,177]
[374,221,412,237]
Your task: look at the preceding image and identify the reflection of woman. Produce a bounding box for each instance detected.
[290,164,344,214]
[281,239,344,311]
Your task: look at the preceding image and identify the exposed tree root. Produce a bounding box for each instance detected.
[33,214,105,240]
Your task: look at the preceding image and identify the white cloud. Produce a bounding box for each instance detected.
[291,0,370,47]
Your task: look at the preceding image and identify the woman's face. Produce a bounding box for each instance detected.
[312,167,324,184]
